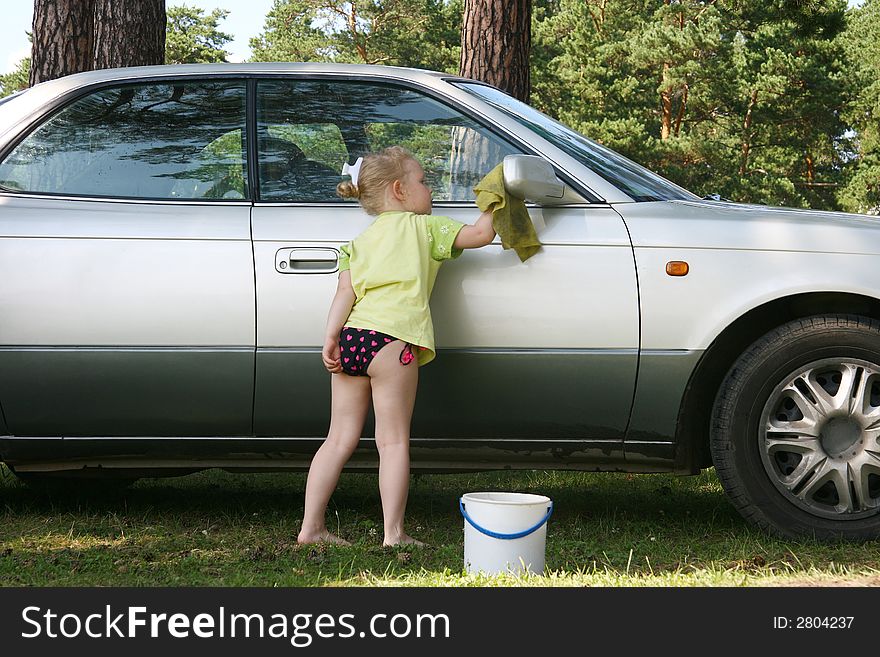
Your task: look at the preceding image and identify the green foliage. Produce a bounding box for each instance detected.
[0,56,30,99]
[532,0,852,210]
[248,1,333,62]
[249,0,461,71]
[839,0,880,214]
[165,4,234,64]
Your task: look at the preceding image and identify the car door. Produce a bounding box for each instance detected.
[250,76,639,458]
[0,78,255,437]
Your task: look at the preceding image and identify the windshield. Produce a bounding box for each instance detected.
[454,82,697,202]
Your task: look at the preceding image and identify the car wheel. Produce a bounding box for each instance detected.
[711,314,880,540]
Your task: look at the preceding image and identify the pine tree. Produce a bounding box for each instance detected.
[30,0,96,85]
[5,5,232,97]
[92,0,166,70]
[165,5,233,64]
[249,0,461,72]
[0,57,31,98]
[29,0,166,86]
[460,0,531,101]
[839,0,880,214]
[531,0,851,210]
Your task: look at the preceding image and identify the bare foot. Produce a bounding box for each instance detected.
[297,530,351,546]
[383,534,427,547]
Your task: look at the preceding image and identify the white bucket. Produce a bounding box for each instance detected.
[460,491,553,575]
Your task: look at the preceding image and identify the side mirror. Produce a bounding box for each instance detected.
[502,155,584,204]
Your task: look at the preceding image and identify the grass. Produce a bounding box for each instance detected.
[1,464,879,586]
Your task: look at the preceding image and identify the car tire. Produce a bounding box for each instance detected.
[711,314,880,540]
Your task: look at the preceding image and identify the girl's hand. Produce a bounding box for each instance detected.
[322,336,342,374]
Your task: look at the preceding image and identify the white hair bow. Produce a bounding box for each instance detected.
[341,157,363,187]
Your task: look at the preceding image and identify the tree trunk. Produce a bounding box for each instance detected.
[660,62,672,140]
[460,0,531,102]
[93,0,166,70]
[673,84,688,137]
[587,0,608,38]
[30,0,95,85]
[740,89,759,176]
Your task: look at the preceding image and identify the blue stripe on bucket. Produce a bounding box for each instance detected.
[459,499,554,540]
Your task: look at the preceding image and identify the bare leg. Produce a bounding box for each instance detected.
[297,372,371,545]
[367,340,424,546]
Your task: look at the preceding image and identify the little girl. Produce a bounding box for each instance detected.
[297,146,496,546]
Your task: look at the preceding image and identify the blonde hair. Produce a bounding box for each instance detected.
[336,146,415,215]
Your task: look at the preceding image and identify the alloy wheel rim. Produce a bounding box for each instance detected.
[759,358,880,520]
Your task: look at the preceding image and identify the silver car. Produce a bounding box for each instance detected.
[1,63,879,541]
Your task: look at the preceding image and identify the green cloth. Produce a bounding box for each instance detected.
[473,163,541,262]
[337,211,465,366]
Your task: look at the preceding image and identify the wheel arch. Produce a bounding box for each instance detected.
[673,291,880,473]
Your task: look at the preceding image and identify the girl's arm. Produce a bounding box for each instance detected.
[322,270,356,373]
[453,210,496,249]
[326,270,356,336]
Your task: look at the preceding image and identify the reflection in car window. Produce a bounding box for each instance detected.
[0,81,248,200]
[455,82,698,202]
[256,80,521,202]
[268,123,347,173]
[257,121,347,202]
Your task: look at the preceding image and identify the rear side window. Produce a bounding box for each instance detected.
[0,80,248,200]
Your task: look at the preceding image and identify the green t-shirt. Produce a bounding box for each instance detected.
[337,211,466,366]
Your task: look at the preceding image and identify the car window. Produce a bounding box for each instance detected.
[0,81,248,200]
[256,79,522,202]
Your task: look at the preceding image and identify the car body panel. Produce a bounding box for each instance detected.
[0,348,254,436]
[625,199,880,254]
[624,349,704,444]
[252,202,639,440]
[0,195,255,435]
[631,246,880,353]
[619,201,880,353]
[0,402,8,435]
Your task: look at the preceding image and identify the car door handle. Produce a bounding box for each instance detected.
[275,247,340,274]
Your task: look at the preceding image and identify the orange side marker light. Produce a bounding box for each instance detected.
[666,261,689,276]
